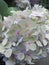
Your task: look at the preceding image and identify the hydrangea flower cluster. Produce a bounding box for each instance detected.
[0,4,49,65]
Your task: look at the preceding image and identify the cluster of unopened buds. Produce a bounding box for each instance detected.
[0,4,49,65]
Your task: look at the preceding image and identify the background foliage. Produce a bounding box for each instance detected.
[39,0,49,8]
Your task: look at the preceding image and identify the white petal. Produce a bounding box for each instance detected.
[2,38,8,46]
[25,41,36,51]
[14,21,18,24]
[45,25,49,31]
[17,53,25,61]
[25,55,34,64]
[29,43,36,51]
[37,49,42,55]
[42,39,47,46]
[18,37,23,43]
[12,42,16,46]
[36,40,43,47]
[16,37,23,46]
[4,49,12,58]
[32,55,39,59]
[45,34,49,40]
[2,25,5,31]
[26,47,29,51]
[0,44,5,53]
[3,32,8,38]
[5,42,12,48]
[5,29,9,34]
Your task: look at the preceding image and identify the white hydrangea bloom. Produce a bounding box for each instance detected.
[0,4,49,65]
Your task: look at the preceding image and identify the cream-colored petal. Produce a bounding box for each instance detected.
[4,49,12,58]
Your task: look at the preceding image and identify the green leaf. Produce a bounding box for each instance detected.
[0,0,11,20]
